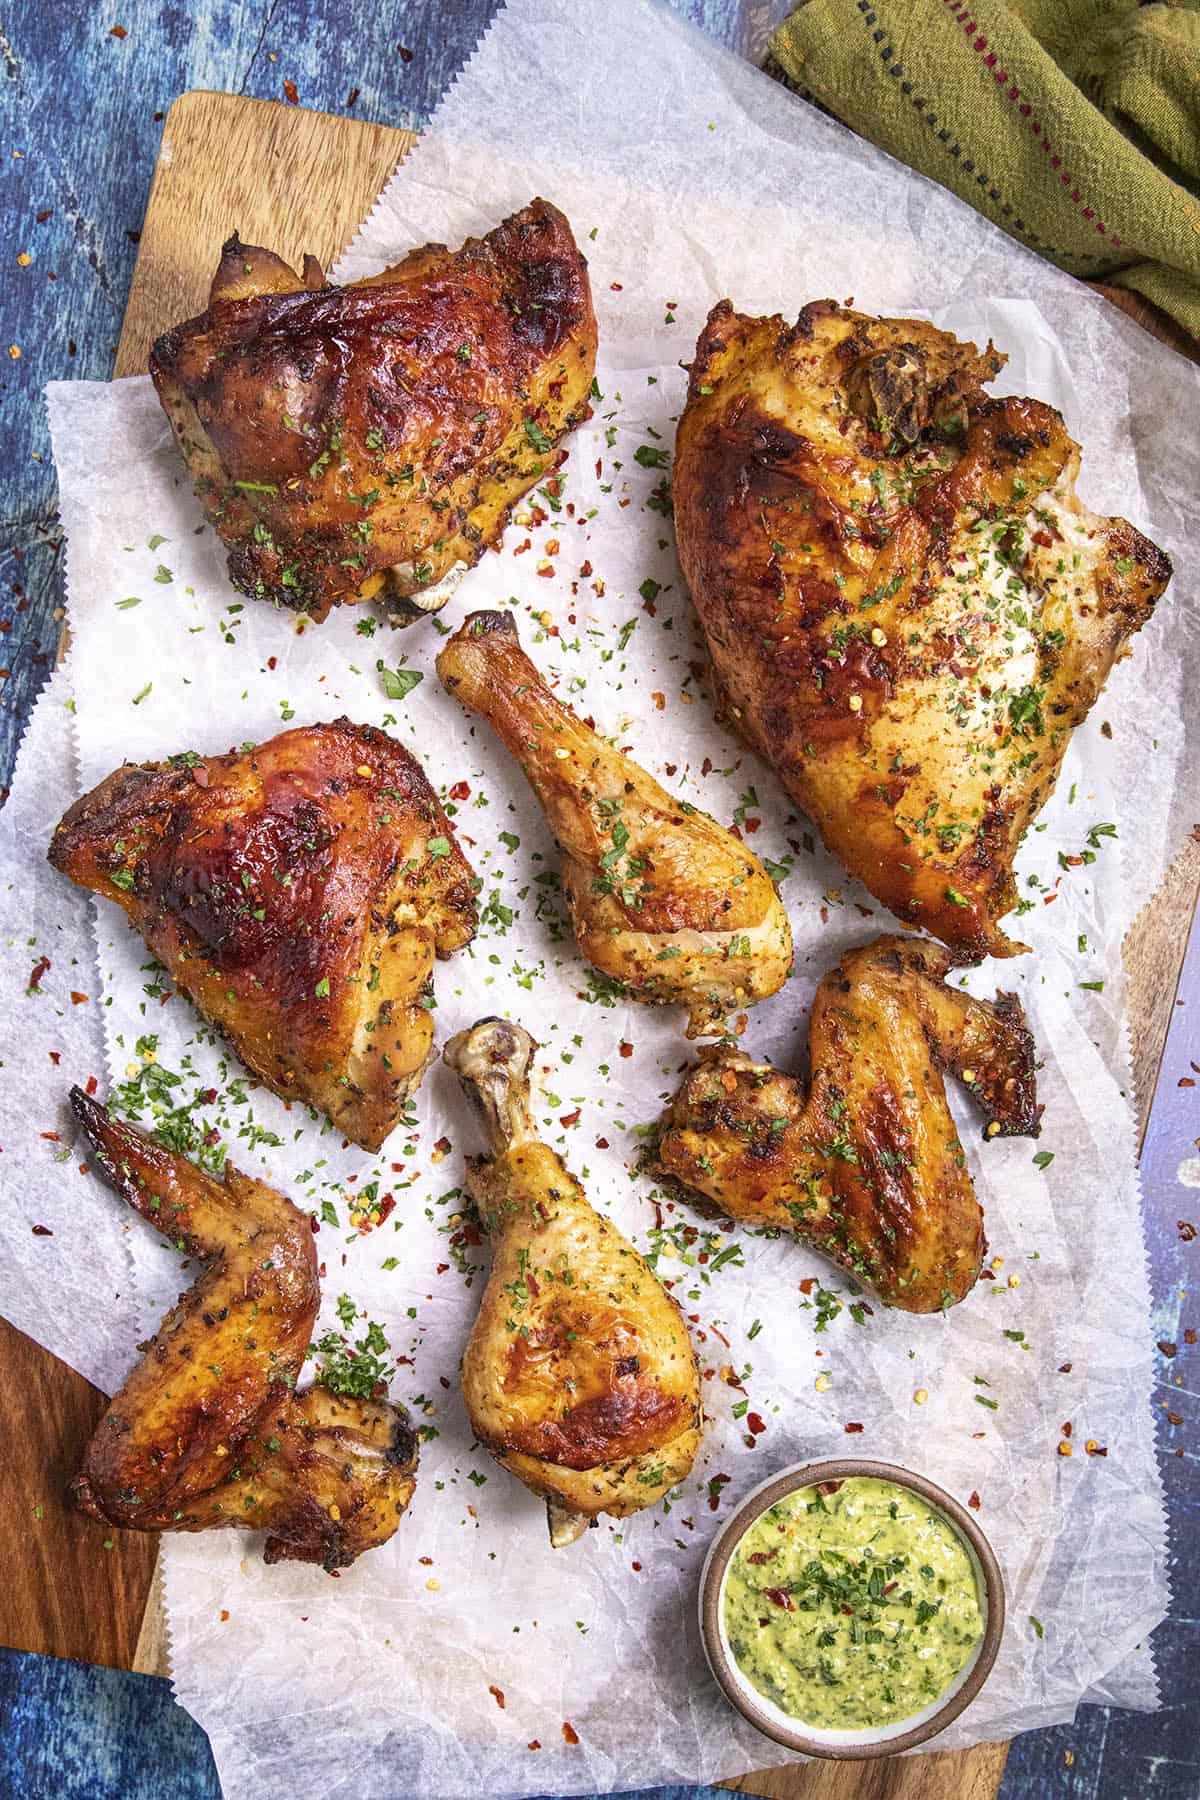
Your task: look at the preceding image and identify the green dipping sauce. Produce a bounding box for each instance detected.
[722,1477,984,1731]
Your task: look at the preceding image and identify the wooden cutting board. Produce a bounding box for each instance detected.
[4,85,1196,1800]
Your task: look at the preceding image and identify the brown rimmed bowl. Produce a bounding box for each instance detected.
[699,1458,1005,1760]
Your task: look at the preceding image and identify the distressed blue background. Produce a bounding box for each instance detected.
[1,1,1195,1796]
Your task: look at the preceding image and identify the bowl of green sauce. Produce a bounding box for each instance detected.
[699,1458,1005,1758]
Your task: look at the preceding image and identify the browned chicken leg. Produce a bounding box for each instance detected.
[48,721,478,1150]
[70,1088,418,1570]
[437,611,792,1036]
[151,199,597,624]
[674,299,1172,961]
[656,936,1039,1313]
[444,1018,703,1545]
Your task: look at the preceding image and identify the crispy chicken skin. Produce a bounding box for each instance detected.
[656,935,1040,1313]
[437,610,792,1036]
[48,722,477,1150]
[69,1089,418,1570]
[444,1019,702,1545]
[150,199,597,624]
[674,299,1172,961]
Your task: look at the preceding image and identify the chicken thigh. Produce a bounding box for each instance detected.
[656,936,1039,1313]
[673,299,1172,961]
[49,721,477,1149]
[445,1017,702,1545]
[437,610,792,1036]
[70,1089,417,1570]
[150,200,596,625]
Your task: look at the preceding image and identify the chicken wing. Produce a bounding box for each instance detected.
[150,199,597,624]
[48,721,477,1150]
[656,935,1039,1313]
[674,299,1172,961]
[437,610,792,1036]
[69,1088,418,1570]
[444,1018,702,1545]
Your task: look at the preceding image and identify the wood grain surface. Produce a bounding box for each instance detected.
[2,85,1195,1800]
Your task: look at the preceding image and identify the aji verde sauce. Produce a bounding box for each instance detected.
[722,1477,983,1730]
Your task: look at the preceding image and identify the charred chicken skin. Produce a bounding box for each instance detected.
[48,722,477,1150]
[437,610,792,1035]
[150,199,597,625]
[444,1018,702,1545]
[674,299,1172,961]
[69,1089,418,1570]
[656,935,1039,1313]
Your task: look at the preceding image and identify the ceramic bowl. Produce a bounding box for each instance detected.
[698,1457,1005,1760]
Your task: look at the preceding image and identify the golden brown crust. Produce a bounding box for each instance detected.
[445,1021,702,1540]
[49,721,477,1149]
[437,610,792,1036]
[656,934,1040,1314]
[150,200,597,622]
[674,299,1172,961]
[69,1091,418,1570]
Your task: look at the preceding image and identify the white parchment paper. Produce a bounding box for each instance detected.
[3,1,1198,1793]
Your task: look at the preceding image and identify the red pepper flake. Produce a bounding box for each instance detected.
[799,1276,816,1295]
[844,1421,864,1434]
[488,1685,505,1709]
[435,1262,449,1274]
[398,44,414,61]
[28,955,51,990]
[763,1586,795,1611]
[631,1560,642,1572]
[1179,1221,1197,1242]
[527,1741,541,1752]
[1061,1421,1072,1437]
[562,1722,580,1746]
[746,1412,766,1436]
[48,1051,61,1066]
[1185,1329,1197,1346]
[1180,1077,1196,1089]
[618,1041,633,1058]
[31,1224,52,1236]
[40,1132,61,1142]
[1158,1341,1178,1358]
[610,282,623,291]
[110,23,128,36]
[283,79,299,104]
[594,1136,609,1150]
[448,780,470,802]
[968,1490,982,1509]
[559,1109,581,1128]
[70,991,88,1005]
[1058,1362,1073,1373]
[579,560,592,577]
[707,1473,731,1511]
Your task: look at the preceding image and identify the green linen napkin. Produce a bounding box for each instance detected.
[769,0,1200,340]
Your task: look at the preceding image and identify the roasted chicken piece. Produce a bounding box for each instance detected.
[49,722,477,1150]
[444,1018,702,1545]
[656,935,1039,1313]
[69,1088,418,1570]
[674,299,1172,961]
[150,199,596,625]
[437,611,792,1036]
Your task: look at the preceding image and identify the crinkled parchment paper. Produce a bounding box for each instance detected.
[3,2,1198,1794]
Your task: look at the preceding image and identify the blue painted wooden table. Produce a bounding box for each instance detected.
[2,3,1196,1797]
